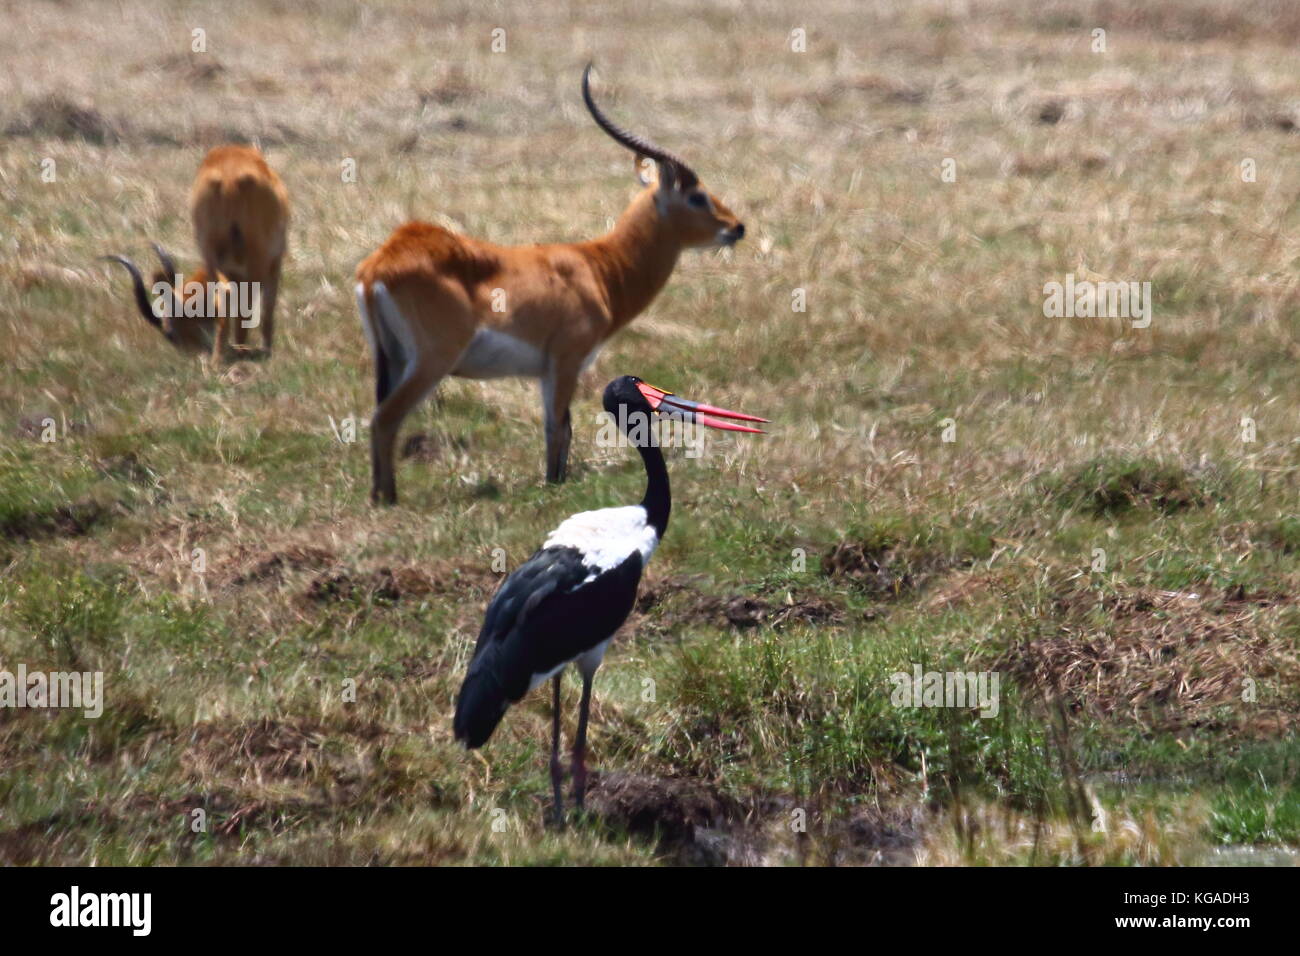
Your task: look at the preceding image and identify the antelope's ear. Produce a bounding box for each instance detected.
[634,153,656,187]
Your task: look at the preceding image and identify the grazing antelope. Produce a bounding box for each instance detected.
[355,65,745,505]
[105,144,289,362]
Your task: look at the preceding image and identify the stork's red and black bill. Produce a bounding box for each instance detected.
[636,381,769,433]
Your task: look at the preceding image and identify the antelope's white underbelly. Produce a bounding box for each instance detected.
[453,328,547,379]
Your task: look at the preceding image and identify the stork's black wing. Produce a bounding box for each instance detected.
[452,545,644,748]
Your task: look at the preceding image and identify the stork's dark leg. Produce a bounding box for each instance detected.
[572,672,594,809]
[549,675,565,823]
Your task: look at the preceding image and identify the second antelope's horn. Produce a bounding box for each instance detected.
[102,254,163,329]
[581,63,698,190]
[151,242,179,282]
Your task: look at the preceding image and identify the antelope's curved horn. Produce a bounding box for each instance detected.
[151,242,179,282]
[581,63,698,190]
[102,255,163,329]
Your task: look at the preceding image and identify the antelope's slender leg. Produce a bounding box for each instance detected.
[260,255,282,355]
[542,362,581,483]
[231,278,251,349]
[367,284,474,505]
[370,358,446,505]
[374,345,394,406]
[210,311,229,364]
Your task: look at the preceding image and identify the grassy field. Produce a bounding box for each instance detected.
[1,0,1298,865]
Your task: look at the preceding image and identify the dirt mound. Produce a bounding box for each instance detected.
[0,500,109,543]
[822,538,963,601]
[0,810,103,865]
[229,546,336,585]
[95,453,155,486]
[634,573,708,612]
[401,431,470,462]
[304,566,434,604]
[823,540,912,593]
[5,94,124,143]
[587,773,926,865]
[636,576,842,631]
[146,52,227,84]
[834,804,925,866]
[998,584,1300,733]
[1044,456,1218,516]
[302,561,498,605]
[718,595,840,628]
[14,415,89,439]
[183,716,388,782]
[586,772,746,854]
[417,66,478,106]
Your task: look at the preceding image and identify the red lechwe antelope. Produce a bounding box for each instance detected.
[354,65,745,505]
[105,144,289,361]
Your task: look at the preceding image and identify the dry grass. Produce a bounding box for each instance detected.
[1,0,1298,864]
[917,794,1213,866]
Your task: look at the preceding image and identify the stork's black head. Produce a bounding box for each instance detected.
[602,375,768,440]
[603,375,653,418]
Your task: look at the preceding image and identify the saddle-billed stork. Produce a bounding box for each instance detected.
[453,375,766,819]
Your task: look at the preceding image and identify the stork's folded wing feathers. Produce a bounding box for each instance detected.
[467,545,642,697]
[454,545,643,748]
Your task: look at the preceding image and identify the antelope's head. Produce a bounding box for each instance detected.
[103,244,229,355]
[582,64,744,249]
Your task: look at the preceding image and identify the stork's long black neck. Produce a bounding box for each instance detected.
[635,434,670,540]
